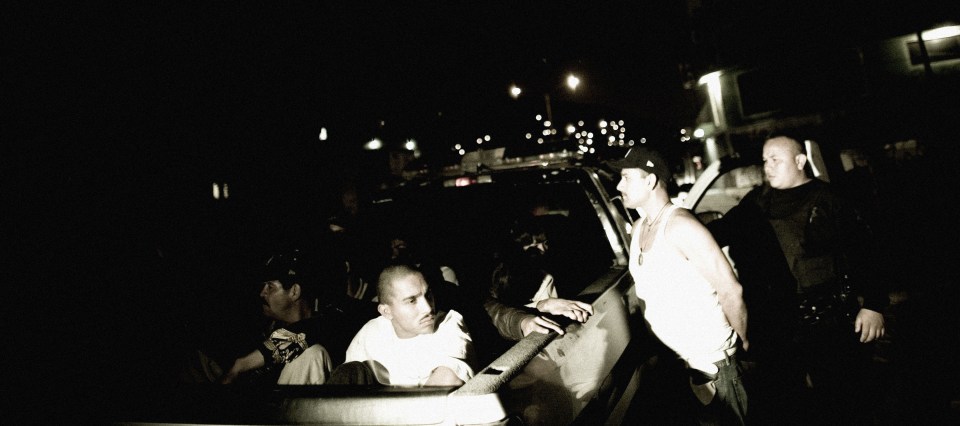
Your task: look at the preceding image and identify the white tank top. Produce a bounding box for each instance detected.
[629,205,737,371]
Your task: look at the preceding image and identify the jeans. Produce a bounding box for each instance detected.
[691,354,748,426]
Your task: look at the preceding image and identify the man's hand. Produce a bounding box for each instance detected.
[520,315,566,337]
[854,308,885,343]
[535,298,594,323]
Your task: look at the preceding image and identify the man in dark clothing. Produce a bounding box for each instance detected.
[708,134,887,425]
[219,249,370,385]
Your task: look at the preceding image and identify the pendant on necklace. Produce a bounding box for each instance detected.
[637,251,643,266]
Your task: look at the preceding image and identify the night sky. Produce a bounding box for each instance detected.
[8,1,959,422]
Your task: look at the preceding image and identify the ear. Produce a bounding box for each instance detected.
[794,153,808,171]
[289,283,302,300]
[378,303,392,319]
[645,172,659,189]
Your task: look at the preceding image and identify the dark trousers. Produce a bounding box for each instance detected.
[745,321,878,426]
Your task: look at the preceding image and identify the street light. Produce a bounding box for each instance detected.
[509,73,583,127]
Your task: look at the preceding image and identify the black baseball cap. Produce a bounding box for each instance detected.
[606,146,672,183]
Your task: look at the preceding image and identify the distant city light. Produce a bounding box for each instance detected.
[509,84,522,98]
[578,120,584,126]
[535,114,543,121]
[477,138,483,144]
[543,120,552,127]
[680,128,687,135]
[319,127,328,141]
[525,133,532,139]
[693,128,706,138]
[599,120,608,128]
[601,129,607,135]
[566,74,581,91]
[454,143,462,150]
[537,138,544,144]
[212,183,220,200]
[483,135,491,141]
[364,138,383,150]
[611,123,619,130]
[404,139,417,151]
[222,183,229,199]
[458,149,466,155]
[566,124,576,134]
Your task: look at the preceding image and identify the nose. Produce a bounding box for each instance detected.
[259,283,270,298]
[417,295,434,314]
[616,178,625,192]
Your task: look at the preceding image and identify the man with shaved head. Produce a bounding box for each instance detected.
[342,264,475,387]
[708,133,887,425]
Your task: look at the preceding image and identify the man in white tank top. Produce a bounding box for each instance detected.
[610,146,749,425]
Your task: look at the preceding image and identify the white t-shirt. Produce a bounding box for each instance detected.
[344,310,475,386]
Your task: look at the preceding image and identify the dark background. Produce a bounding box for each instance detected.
[7,1,959,422]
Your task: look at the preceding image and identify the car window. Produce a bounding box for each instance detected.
[692,164,764,216]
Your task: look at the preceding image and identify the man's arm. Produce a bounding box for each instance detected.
[220,349,266,384]
[670,211,750,350]
[484,297,565,339]
[428,311,476,385]
[833,193,887,342]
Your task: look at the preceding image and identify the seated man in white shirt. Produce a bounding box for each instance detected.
[342,264,475,387]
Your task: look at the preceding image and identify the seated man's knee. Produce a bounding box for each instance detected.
[327,361,379,385]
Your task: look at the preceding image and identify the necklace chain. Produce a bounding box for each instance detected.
[637,202,671,265]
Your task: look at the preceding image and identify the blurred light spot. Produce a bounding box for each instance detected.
[694,128,705,138]
[923,25,960,40]
[319,127,328,141]
[566,74,580,90]
[404,139,417,151]
[509,84,522,98]
[212,183,220,200]
[566,124,576,134]
[364,138,383,150]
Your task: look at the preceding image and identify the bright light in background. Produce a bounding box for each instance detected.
[318,127,328,141]
[599,120,608,128]
[509,84,522,98]
[484,135,491,141]
[364,138,383,150]
[922,25,960,40]
[698,71,726,130]
[222,183,229,199]
[566,124,576,134]
[693,128,706,138]
[535,114,543,121]
[212,183,220,200]
[404,139,417,151]
[543,120,552,127]
[526,133,533,139]
[578,120,584,126]
[566,74,580,90]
